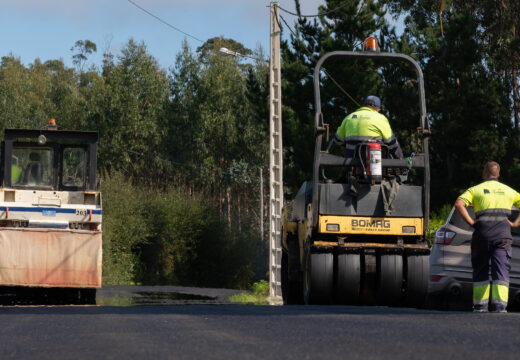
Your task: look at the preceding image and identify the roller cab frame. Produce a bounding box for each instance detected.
[281,50,431,306]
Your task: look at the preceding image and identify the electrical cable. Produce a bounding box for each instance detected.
[278,2,350,18]
[126,0,204,43]
[279,14,360,107]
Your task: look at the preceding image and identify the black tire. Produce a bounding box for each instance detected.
[405,255,429,308]
[288,239,304,304]
[281,249,290,303]
[304,244,333,305]
[337,253,361,304]
[377,254,403,306]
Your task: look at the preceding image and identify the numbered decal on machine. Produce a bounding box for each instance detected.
[76,209,88,216]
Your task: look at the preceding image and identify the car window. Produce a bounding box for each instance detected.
[449,206,520,235]
[449,206,475,231]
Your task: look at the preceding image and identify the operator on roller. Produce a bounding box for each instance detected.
[455,161,520,313]
[334,95,403,159]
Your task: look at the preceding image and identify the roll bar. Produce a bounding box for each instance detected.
[310,51,430,234]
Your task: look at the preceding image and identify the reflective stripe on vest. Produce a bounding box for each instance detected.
[475,208,511,218]
[477,216,508,221]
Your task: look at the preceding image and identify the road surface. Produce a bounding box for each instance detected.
[1,288,520,360]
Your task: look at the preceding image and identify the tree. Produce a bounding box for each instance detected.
[71,40,97,73]
[386,0,513,207]
[97,39,170,186]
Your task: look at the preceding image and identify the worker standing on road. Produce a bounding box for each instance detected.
[334,95,404,159]
[455,161,520,312]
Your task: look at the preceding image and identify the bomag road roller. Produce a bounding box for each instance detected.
[281,45,431,307]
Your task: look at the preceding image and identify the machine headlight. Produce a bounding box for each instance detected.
[402,226,416,234]
[326,223,340,231]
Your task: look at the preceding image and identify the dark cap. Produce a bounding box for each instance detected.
[363,95,381,108]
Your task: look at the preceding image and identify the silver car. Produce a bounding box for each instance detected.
[428,206,520,310]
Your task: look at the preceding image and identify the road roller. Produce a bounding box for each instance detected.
[281,45,431,307]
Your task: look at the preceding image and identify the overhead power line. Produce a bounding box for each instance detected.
[278,14,360,107]
[278,3,350,18]
[126,0,204,43]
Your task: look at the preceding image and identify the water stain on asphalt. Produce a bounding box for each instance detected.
[97,291,216,306]
[1,285,238,306]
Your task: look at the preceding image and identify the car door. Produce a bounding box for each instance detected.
[510,212,520,286]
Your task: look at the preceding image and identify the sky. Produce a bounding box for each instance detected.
[0,0,326,70]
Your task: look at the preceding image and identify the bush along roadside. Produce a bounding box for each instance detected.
[101,171,267,289]
[229,280,269,305]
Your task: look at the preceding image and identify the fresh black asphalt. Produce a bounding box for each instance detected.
[1,300,519,359]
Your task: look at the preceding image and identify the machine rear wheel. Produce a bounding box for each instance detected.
[377,254,403,306]
[304,248,333,305]
[405,255,429,308]
[337,253,361,304]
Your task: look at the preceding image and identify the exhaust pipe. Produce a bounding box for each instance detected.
[448,282,462,298]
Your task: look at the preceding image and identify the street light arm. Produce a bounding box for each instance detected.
[218,47,268,64]
[219,47,238,57]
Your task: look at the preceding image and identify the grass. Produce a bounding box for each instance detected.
[229,280,269,305]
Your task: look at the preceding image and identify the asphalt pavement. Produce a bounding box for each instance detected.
[1,299,520,360]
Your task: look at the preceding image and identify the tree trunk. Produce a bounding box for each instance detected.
[237,191,241,233]
[226,186,231,231]
[219,186,223,220]
[514,66,519,131]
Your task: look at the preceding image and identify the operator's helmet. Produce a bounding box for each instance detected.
[363,95,381,108]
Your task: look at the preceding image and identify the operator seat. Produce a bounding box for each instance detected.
[23,152,43,185]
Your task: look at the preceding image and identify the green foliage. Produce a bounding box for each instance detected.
[384,0,519,207]
[251,279,269,296]
[101,172,149,284]
[71,39,97,72]
[427,204,453,246]
[229,280,269,305]
[101,171,265,288]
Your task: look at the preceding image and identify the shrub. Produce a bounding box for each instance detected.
[101,172,150,284]
[101,171,266,289]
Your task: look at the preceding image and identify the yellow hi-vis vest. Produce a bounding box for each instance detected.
[458,178,520,218]
[336,106,394,140]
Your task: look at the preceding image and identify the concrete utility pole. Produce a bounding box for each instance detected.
[260,167,264,244]
[269,1,283,302]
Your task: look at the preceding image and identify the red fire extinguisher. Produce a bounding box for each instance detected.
[366,142,382,184]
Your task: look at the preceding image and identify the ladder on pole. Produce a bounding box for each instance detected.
[269,1,283,303]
